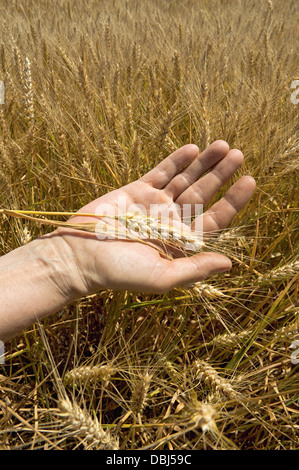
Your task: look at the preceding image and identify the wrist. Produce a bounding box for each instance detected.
[0,232,86,341]
[34,230,88,303]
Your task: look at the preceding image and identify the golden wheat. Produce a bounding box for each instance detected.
[57,398,119,450]
[0,0,298,451]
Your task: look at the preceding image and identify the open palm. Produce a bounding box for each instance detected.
[56,141,256,295]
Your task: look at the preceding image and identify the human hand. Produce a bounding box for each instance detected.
[52,140,256,298]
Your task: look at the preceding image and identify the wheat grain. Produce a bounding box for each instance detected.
[126,63,133,94]
[172,50,181,87]
[78,60,91,100]
[20,227,32,245]
[30,24,37,44]
[104,20,112,51]
[272,319,299,342]
[132,42,141,68]
[156,107,174,155]
[112,62,120,101]
[0,138,13,172]
[13,45,23,83]
[126,96,134,136]
[0,0,298,450]
[56,44,74,72]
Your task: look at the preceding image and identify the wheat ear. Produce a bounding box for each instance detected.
[190,282,226,298]
[194,360,238,400]
[257,260,299,283]
[205,330,251,349]
[0,209,205,252]
[64,365,115,386]
[58,398,119,450]
[130,373,152,414]
[23,57,34,126]
[189,401,217,431]
[117,212,205,251]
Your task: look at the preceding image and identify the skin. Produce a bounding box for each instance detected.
[0,140,256,341]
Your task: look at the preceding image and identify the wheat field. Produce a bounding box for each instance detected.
[0,0,298,450]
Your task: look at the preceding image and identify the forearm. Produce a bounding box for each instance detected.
[0,233,81,342]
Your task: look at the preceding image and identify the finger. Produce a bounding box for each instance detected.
[176,149,244,209]
[163,140,229,200]
[191,176,256,234]
[139,144,199,189]
[157,252,232,293]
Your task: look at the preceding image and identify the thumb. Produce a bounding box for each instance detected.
[158,252,232,293]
